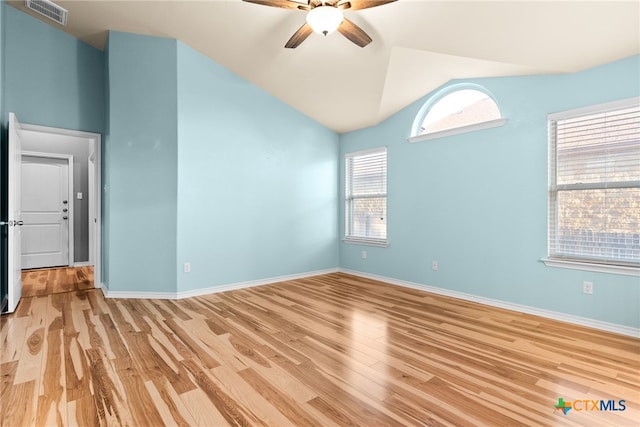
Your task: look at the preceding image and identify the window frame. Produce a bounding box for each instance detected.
[408,84,506,143]
[543,97,640,276]
[344,147,388,247]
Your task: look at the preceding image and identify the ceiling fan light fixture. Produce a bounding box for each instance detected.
[306,6,343,36]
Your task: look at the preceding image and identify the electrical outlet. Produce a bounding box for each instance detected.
[583,281,593,295]
[361,251,367,259]
[431,260,438,271]
[184,262,191,273]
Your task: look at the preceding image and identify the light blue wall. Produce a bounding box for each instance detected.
[2,5,636,329]
[105,32,178,293]
[102,36,110,286]
[3,5,103,133]
[339,55,640,328]
[104,33,338,294]
[2,5,103,286]
[176,42,339,292]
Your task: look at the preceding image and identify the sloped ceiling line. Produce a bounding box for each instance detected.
[6,0,640,133]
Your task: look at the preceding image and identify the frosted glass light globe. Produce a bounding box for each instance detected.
[306,6,344,36]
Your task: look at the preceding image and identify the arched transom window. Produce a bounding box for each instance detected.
[409,85,506,143]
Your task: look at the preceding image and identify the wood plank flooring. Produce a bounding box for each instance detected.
[1,272,638,426]
[22,266,94,298]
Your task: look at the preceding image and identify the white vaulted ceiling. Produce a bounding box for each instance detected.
[8,0,640,133]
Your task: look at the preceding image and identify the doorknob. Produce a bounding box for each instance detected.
[16,221,24,226]
[63,216,68,220]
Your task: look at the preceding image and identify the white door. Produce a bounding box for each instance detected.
[7,113,23,313]
[21,156,70,269]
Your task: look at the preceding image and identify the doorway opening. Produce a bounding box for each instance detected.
[19,123,101,297]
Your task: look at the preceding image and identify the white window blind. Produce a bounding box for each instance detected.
[548,98,640,267]
[345,147,387,245]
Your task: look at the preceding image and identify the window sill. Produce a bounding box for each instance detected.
[343,238,388,248]
[407,118,507,143]
[541,258,640,277]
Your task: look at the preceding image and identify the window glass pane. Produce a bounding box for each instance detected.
[348,152,387,196]
[421,89,500,134]
[556,189,640,262]
[345,148,387,243]
[549,100,640,266]
[556,107,640,185]
[349,198,387,240]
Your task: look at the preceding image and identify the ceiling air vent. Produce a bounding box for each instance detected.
[24,0,68,26]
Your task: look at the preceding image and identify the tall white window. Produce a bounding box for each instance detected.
[345,147,387,246]
[548,98,640,269]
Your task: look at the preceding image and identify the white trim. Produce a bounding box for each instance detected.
[101,288,176,300]
[178,268,339,299]
[94,136,101,287]
[343,238,388,247]
[407,118,507,143]
[88,151,95,265]
[541,258,640,277]
[89,267,640,337]
[410,83,504,136]
[21,150,72,160]
[73,261,92,267]
[345,146,388,245]
[21,151,75,267]
[101,268,340,300]
[547,98,639,268]
[20,123,102,289]
[555,180,640,192]
[21,123,99,139]
[339,268,640,338]
[548,96,640,120]
[345,146,387,158]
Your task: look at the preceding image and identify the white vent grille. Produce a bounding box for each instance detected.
[25,0,68,26]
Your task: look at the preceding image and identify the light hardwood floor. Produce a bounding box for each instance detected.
[22,266,94,298]
[1,273,638,426]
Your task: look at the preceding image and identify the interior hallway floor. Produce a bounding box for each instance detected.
[21,266,94,298]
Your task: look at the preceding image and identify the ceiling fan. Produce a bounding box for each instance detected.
[242,0,397,48]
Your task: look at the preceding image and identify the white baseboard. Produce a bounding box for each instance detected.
[101,287,175,300]
[96,267,638,338]
[100,268,340,300]
[177,268,339,299]
[339,268,640,338]
[73,262,92,267]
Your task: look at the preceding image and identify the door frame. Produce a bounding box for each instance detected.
[21,151,74,267]
[88,149,96,267]
[19,123,102,288]
[6,113,23,313]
